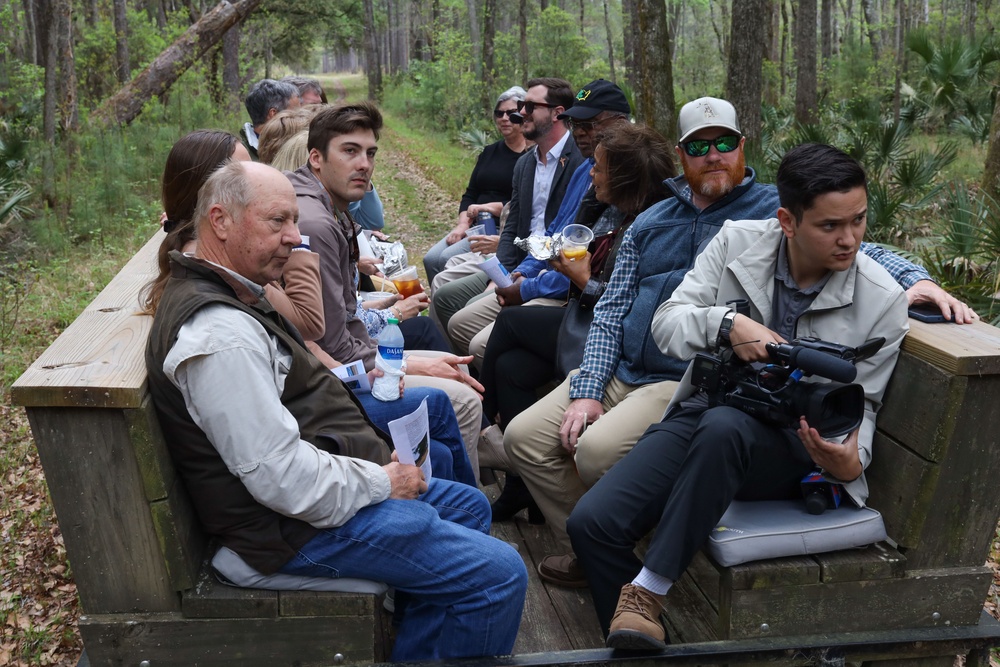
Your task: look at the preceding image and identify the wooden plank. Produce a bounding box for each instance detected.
[723,555,821,592]
[11,309,152,408]
[24,406,178,614]
[123,396,175,501]
[513,518,604,651]
[182,567,279,619]
[877,353,963,462]
[79,611,379,666]
[664,570,722,644]
[901,320,1000,377]
[726,566,992,640]
[865,432,940,550]
[279,590,377,617]
[815,542,906,584]
[148,477,206,592]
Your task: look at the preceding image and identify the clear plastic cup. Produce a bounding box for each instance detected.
[561,224,595,260]
[388,265,424,298]
[465,224,487,237]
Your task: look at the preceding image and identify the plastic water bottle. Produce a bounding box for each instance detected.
[373,318,404,401]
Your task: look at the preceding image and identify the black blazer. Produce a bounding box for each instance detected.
[498,133,585,269]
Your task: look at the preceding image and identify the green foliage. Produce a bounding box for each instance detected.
[527,6,593,84]
[458,128,492,155]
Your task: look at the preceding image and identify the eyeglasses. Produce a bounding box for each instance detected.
[569,116,615,132]
[516,100,557,115]
[493,108,518,119]
[681,134,741,157]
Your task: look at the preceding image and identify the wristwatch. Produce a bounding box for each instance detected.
[718,310,737,346]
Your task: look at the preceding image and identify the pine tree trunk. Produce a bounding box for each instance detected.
[222,22,240,102]
[363,0,383,102]
[113,0,131,84]
[518,0,528,83]
[482,0,496,114]
[621,0,637,94]
[55,0,77,132]
[861,0,881,60]
[467,0,481,77]
[982,83,1000,199]
[623,0,675,145]
[603,0,616,83]
[93,0,265,125]
[821,0,833,61]
[23,0,38,66]
[726,0,768,141]
[40,0,57,206]
[794,0,818,125]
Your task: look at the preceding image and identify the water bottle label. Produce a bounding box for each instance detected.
[378,345,404,361]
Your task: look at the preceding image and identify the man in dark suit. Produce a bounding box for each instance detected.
[431,77,585,338]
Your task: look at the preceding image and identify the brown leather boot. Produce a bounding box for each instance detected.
[605,583,668,650]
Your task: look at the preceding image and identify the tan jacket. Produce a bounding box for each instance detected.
[651,218,909,505]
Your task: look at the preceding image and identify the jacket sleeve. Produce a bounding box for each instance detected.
[520,269,571,301]
[497,154,529,269]
[859,242,932,289]
[348,186,385,231]
[650,221,735,361]
[264,250,325,341]
[460,147,490,213]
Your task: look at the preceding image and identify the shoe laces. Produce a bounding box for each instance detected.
[619,584,661,618]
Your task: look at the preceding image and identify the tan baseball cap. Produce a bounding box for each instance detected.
[677,97,741,143]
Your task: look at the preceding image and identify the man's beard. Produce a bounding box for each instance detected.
[686,151,746,200]
[524,115,553,141]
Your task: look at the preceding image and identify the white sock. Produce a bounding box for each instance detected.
[632,567,673,597]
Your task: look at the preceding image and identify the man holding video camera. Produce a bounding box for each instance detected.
[567,143,909,650]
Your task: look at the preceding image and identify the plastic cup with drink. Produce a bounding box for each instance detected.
[560,224,594,261]
[388,265,424,298]
[465,224,487,238]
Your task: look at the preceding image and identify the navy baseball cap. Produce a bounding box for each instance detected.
[558,79,631,120]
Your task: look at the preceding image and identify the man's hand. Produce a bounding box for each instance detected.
[549,251,592,290]
[906,279,978,324]
[394,293,429,319]
[445,213,471,245]
[406,354,485,397]
[559,398,604,453]
[468,234,500,254]
[357,256,382,277]
[368,367,405,396]
[728,314,786,363]
[797,418,863,482]
[383,459,427,499]
[467,202,504,219]
[495,276,525,306]
[370,230,390,241]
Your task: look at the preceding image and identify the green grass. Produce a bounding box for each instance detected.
[381,109,478,203]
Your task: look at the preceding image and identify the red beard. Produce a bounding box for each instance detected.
[685,151,746,201]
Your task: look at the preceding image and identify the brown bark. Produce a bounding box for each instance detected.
[222,21,240,101]
[55,0,76,132]
[92,0,264,126]
[24,0,38,66]
[467,0,481,76]
[482,0,496,114]
[40,0,56,205]
[821,0,833,61]
[981,81,1000,200]
[621,0,637,94]
[113,0,131,84]
[623,0,675,145]
[726,0,768,141]
[603,0,616,83]
[860,0,881,60]
[519,0,528,84]
[794,0,818,125]
[362,0,383,102]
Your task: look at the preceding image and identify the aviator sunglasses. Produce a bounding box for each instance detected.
[681,134,741,157]
[493,108,519,119]
[516,100,557,115]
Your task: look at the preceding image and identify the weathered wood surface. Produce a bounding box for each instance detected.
[901,319,1000,376]
[23,406,178,614]
[11,231,161,409]
[79,611,382,666]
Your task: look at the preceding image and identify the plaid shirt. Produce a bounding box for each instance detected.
[569,219,932,402]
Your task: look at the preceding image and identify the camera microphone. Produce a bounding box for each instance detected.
[787,347,857,383]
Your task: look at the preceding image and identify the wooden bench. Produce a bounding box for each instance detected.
[12,231,388,666]
[12,228,1000,665]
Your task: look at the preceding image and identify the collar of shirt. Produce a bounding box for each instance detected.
[535,129,571,168]
[243,122,259,149]
[774,236,831,296]
[187,252,267,298]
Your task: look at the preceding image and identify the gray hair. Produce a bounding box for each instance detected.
[192,160,252,238]
[244,79,299,127]
[495,86,527,109]
[281,76,326,104]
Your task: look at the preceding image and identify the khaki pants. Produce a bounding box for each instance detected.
[504,372,678,552]
[406,350,483,482]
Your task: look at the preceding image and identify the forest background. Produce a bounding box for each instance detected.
[2,0,1000,664]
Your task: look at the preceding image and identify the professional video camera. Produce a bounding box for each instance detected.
[689,310,884,438]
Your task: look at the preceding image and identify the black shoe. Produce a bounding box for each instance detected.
[491,475,545,524]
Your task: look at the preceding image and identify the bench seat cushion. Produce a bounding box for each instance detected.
[707,499,887,567]
[212,546,389,595]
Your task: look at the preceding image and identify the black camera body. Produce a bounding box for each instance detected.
[689,336,885,438]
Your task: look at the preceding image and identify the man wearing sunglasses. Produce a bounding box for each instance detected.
[448,79,631,368]
[430,78,584,344]
[506,96,976,590]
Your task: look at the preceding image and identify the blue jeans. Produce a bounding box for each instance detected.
[357,387,476,487]
[279,478,527,660]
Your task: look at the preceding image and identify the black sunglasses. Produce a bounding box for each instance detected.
[493,108,518,119]
[516,100,556,115]
[681,134,741,157]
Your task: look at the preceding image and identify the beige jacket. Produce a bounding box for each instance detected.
[651,218,909,505]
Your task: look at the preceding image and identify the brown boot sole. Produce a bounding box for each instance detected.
[606,628,668,651]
